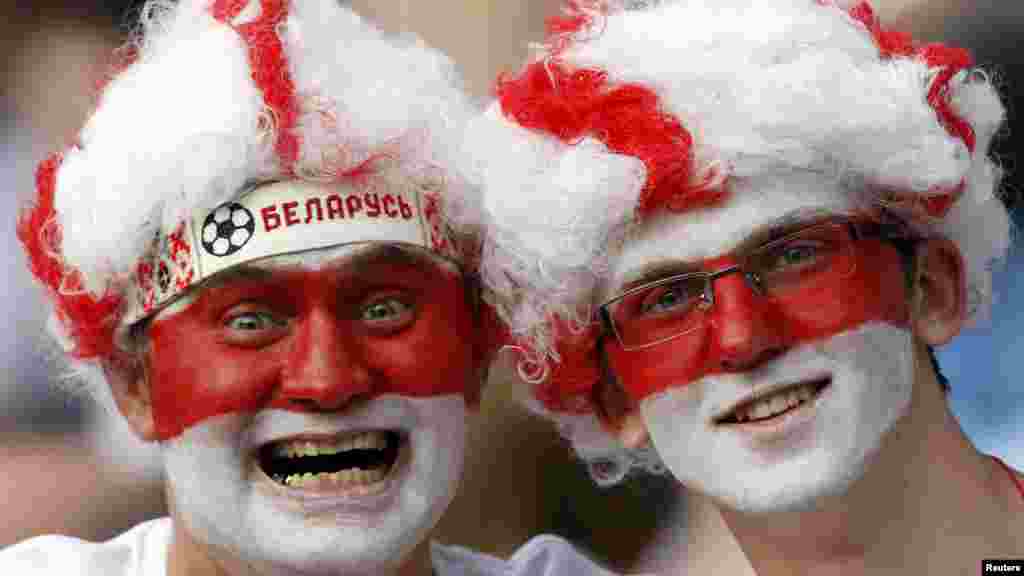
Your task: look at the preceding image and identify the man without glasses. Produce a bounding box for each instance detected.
[0,1,619,574]
[467,0,1024,573]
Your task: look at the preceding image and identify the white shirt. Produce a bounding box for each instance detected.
[0,518,171,575]
[0,518,618,575]
[431,536,619,576]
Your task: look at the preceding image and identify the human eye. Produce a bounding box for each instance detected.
[774,241,823,268]
[751,225,842,289]
[222,309,288,347]
[637,280,699,317]
[360,295,415,333]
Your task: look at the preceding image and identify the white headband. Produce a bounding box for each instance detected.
[124,178,456,324]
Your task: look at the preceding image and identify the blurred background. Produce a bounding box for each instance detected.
[0,0,1019,573]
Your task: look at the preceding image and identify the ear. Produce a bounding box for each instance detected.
[593,373,649,450]
[909,237,967,346]
[102,349,159,442]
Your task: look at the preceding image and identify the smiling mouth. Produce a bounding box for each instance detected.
[715,377,831,425]
[259,430,403,489]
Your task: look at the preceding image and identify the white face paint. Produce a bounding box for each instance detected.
[162,395,466,575]
[610,171,915,513]
[641,324,914,513]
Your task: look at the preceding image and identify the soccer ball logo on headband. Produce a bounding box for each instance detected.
[201,202,256,257]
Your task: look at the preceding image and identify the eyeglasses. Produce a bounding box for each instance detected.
[598,219,909,351]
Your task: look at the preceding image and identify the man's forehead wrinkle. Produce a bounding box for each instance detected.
[223,243,459,285]
[241,242,449,273]
[320,243,460,277]
[202,265,277,289]
[246,243,386,273]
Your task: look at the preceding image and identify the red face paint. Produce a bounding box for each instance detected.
[604,238,910,401]
[145,252,478,440]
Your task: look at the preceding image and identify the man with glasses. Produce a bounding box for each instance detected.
[0,1,620,574]
[467,0,1023,573]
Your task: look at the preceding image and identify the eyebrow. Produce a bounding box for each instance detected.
[616,260,703,295]
[612,208,840,295]
[323,243,461,277]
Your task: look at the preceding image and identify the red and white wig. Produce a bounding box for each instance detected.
[19,0,482,418]
[465,0,1011,484]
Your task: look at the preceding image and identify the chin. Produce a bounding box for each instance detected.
[703,447,876,514]
[161,396,467,575]
[642,323,915,515]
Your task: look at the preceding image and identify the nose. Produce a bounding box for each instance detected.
[708,272,785,372]
[279,308,372,411]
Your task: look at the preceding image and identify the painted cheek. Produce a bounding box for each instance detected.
[607,241,910,402]
[147,310,282,441]
[372,274,477,397]
[605,324,710,400]
[776,240,910,340]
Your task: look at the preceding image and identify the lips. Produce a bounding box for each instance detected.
[258,430,403,489]
[714,377,831,425]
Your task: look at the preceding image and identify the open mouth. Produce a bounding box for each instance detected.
[258,430,403,489]
[715,377,831,425]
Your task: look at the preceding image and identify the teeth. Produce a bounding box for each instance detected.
[273,431,389,459]
[731,382,819,423]
[283,467,389,488]
[284,472,316,487]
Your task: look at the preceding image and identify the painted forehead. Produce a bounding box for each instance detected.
[243,242,460,275]
[608,171,856,293]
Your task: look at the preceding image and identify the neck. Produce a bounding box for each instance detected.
[166,516,434,576]
[636,488,760,575]
[706,353,1023,575]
